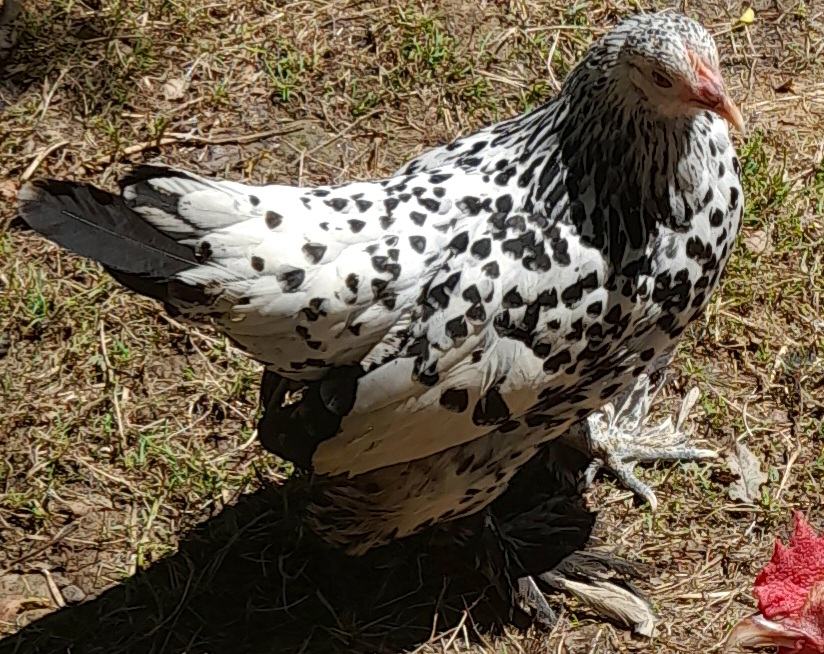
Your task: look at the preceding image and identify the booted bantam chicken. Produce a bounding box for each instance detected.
[18,10,742,621]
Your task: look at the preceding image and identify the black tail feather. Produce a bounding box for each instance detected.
[17,179,198,280]
[105,268,172,304]
[119,164,192,190]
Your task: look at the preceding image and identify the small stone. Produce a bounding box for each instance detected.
[60,584,86,604]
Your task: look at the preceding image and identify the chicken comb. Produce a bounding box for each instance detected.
[754,512,824,619]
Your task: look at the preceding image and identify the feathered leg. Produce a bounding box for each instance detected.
[563,366,716,510]
[487,442,658,636]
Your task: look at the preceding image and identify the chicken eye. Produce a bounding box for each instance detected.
[652,70,673,88]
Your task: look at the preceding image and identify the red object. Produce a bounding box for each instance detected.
[727,512,824,653]
[755,512,824,621]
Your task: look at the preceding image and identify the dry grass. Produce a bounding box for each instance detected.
[0,0,822,652]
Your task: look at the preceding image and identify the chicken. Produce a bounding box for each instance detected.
[18,3,742,589]
[728,512,824,653]
[15,9,741,635]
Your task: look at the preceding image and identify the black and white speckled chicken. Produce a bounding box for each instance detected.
[18,12,742,563]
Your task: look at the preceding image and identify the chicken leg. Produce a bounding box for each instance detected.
[565,370,716,510]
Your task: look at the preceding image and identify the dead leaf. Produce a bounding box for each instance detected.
[162,76,188,101]
[739,7,755,24]
[0,597,26,623]
[769,409,790,424]
[727,442,767,503]
[203,144,241,173]
[16,607,54,627]
[0,595,50,623]
[54,494,113,517]
[743,229,770,254]
[0,179,17,202]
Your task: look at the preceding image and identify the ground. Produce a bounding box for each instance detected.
[0,0,822,652]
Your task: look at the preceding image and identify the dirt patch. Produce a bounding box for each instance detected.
[1,0,823,652]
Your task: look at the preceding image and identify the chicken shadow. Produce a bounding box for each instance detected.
[0,445,596,654]
[0,5,164,115]
[1,6,89,77]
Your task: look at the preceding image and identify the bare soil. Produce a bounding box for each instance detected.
[0,1,822,652]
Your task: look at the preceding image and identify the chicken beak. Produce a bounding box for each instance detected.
[697,76,745,133]
[689,52,746,133]
[725,613,808,652]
